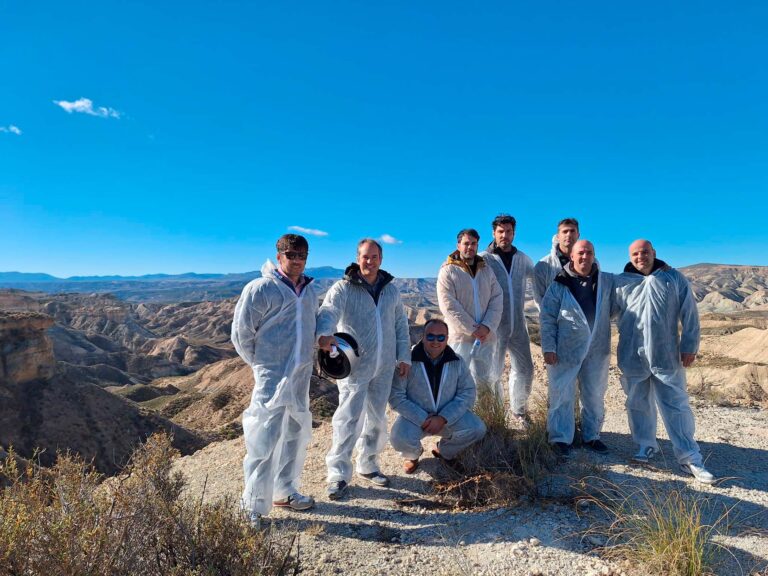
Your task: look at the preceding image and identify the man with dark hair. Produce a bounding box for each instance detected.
[231,233,318,526]
[615,240,715,483]
[534,218,580,304]
[389,319,486,473]
[317,239,411,500]
[480,214,535,424]
[437,228,503,394]
[540,240,614,457]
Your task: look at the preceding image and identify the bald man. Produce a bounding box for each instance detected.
[615,240,715,483]
[540,240,615,457]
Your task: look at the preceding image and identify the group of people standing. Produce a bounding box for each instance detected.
[231,215,715,526]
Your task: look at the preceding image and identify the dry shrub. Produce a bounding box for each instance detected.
[0,434,298,576]
[580,477,733,576]
[433,390,557,507]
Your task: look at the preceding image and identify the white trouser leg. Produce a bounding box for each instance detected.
[437,411,487,459]
[578,353,610,442]
[507,329,534,416]
[390,416,425,460]
[273,406,313,500]
[546,363,580,444]
[242,403,285,516]
[652,372,702,465]
[621,374,659,453]
[326,377,369,483]
[355,369,393,475]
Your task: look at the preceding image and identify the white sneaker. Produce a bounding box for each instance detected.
[680,463,715,485]
[631,446,656,464]
[273,492,315,511]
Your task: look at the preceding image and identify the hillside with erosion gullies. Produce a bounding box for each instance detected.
[0,311,204,474]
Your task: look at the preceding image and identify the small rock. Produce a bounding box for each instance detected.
[587,535,606,547]
[529,537,541,547]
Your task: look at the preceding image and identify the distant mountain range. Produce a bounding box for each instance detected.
[2,264,768,311]
[0,267,346,283]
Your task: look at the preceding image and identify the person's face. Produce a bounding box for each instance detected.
[570,241,595,276]
[557,224,579,253]
[277,246,308,278]
[629,240,656,275]
[357,242,382,279]
[457,234,478,260]
[493,224,515,250]
[423,322,449,359]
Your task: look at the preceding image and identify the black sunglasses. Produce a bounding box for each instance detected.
[425,334,446,342]
[282,251,308,261]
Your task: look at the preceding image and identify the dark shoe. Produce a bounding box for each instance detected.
[552,442,571,458]
[403,459,419,474]
[572,427,583,448]
[358,471,390,487]
[583,439,608,454]
[327,480,349,500]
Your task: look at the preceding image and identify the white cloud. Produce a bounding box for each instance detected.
[53,97,121,119]
[379,234,403,245]
[288,225,329,237]
[0,125,22,135]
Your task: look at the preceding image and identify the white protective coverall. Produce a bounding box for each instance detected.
[540,266,615,444]
[436,251,503,394]
[317,265,411,483]
[615,261,704,466]
[481,244,536,414]
[533,235,569,306]
[231,260,318,516]
[389,343,486,460]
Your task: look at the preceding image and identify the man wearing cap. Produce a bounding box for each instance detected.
[317,239,411,500]
[615,239,715,484]
[437,228,503,396]
[231,234,319,525]
[389,319,486,473]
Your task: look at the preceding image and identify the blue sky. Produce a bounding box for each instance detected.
[1,1,766,278]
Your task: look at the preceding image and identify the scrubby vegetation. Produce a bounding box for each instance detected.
[433,390,557,507]
[578,478,732,576]
[0,434,298,576]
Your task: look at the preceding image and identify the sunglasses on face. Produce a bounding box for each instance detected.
[282,251,308,261]
[425,334,447,342]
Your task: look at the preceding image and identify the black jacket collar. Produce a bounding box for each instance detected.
[343,263,394,287]
[623,259,670,275]
[411,341,459,364]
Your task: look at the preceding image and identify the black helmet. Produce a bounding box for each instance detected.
[318,332,360,379]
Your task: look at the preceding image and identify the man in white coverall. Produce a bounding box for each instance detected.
[480,214,536,424]
[533,218,580,305]
[317,239,411,500]
[389,319,486,474]
[437,228,503,396]
[231,234,319,525]
[615,239,715,484]
[540,240,614,457]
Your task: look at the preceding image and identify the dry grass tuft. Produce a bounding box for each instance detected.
[579,477,733,576]
[0,434,298,576]
[433,390,557,507]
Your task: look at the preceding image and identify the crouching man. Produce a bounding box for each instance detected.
[389,319,486,473]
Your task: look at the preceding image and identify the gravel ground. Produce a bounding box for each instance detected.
[173,359,768,576]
